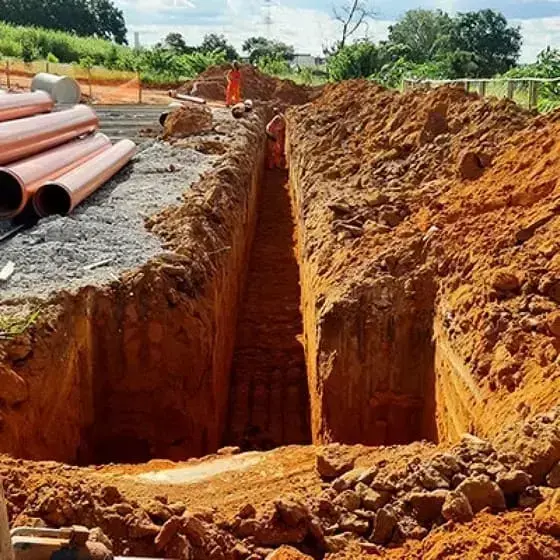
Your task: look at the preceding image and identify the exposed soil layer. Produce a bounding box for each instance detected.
[286,81,559,449]
[179,64,322,107]
[0,109,267,464]
[225,170,311,450]
[1,79,560,560]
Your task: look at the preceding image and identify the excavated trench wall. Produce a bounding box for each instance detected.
[288,147,438,447]
[0,114,267,464]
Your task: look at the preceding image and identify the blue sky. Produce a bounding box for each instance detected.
[115,0,560,61]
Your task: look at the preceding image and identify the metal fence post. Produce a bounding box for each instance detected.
[5,60,10,89]
[507,81,515,100]
[478,81,486,97]
[87,67,92,99]
[529,81,539,110]
[137,70,142,104]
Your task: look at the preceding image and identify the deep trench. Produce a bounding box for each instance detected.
[224,169,312,450]
[0,155,441,466]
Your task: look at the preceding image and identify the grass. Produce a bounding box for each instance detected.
[0,309,41,340]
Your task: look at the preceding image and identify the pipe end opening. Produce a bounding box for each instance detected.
[35,184,72,217]
[0,171,24,217]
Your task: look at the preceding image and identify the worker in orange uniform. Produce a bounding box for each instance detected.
[266,108,286,169]
[226,61,242,107]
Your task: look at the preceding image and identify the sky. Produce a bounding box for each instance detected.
[115,0,560,62]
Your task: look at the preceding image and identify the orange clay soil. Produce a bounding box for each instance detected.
[286,80,559,448]
[179,64,322,107]
[2,407,560,558]
[332,508,560,559]
[1,80,560,560]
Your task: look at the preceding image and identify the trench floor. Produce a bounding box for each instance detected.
[224,169,311,450]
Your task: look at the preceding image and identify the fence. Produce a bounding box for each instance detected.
[0,59,145,104]
[402,77,560,111]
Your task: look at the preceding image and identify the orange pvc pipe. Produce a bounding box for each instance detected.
[0,91,54,123]
[0,105,99,165]
[34,139,137,217]
[0,133,111,218]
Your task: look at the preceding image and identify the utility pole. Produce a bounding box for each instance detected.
[263,0,272,38]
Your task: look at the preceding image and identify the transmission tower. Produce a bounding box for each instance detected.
[263,0,272,38]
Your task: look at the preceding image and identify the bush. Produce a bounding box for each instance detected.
[327,41,380,81]
[257,54,290,77]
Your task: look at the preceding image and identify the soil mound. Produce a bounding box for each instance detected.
[180,64,321,106]
[163,101,213,138]
[2,407,560,558]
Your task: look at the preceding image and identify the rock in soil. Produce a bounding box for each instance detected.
[442,490,474,522]
[456,475,506,513]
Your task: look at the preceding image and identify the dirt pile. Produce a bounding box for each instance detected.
[1,408,560,558]
[425,114,560,435]
[180,64,321,106]
[286,80,557,449]
[162,101,213,138]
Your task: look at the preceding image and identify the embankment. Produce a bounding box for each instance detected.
[287,80,559,447]
[0,110,267,464]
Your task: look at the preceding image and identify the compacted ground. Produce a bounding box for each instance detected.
[0,75,559,560]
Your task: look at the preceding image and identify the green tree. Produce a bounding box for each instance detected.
[200,34,238,61]
[163,32,191,54]
[327,40,380,81]
[450,10,521,77]
[0,0,128,44]
[242,37,294,63]
[387,9,453,64]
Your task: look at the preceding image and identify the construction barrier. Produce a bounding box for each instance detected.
[0,59,143,104]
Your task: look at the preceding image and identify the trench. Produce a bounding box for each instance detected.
[0,135,456,467]
[224,169,311,450]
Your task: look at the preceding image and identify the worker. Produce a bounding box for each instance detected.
[266,107,286,169]
[226,61,242,107]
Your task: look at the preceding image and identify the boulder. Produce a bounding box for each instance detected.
[316,447,354,479]
[546,462,560,488]
[456,476,506,513]
[441,491,473,523]
[497,470,531,496]
[491,269,521,293]
[333,490,361,511]
[371,506,397,545]
[409,490,448,523]
[338,512,370,535]
[274,499,309,527]
[359,487,391,512]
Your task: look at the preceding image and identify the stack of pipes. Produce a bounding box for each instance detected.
[0,91,137,220]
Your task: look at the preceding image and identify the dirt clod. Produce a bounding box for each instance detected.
[163,102,213,138]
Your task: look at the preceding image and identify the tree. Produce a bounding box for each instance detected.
[200,34,238,61]
[332,0,376,50]
[242,37,294,64]
[450,10,521,77]
[0,0,128,44]
[163,33,190,54]
[327,40,380,81]
[387,9,453,64]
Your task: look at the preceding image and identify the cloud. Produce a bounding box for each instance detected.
[515,16,560,60]
[118,0,560,61]
[124,2,391,54]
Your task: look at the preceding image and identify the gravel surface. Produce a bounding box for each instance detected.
[0,140,215,301]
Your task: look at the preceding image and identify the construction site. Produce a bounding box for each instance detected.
[0,64,559,560]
